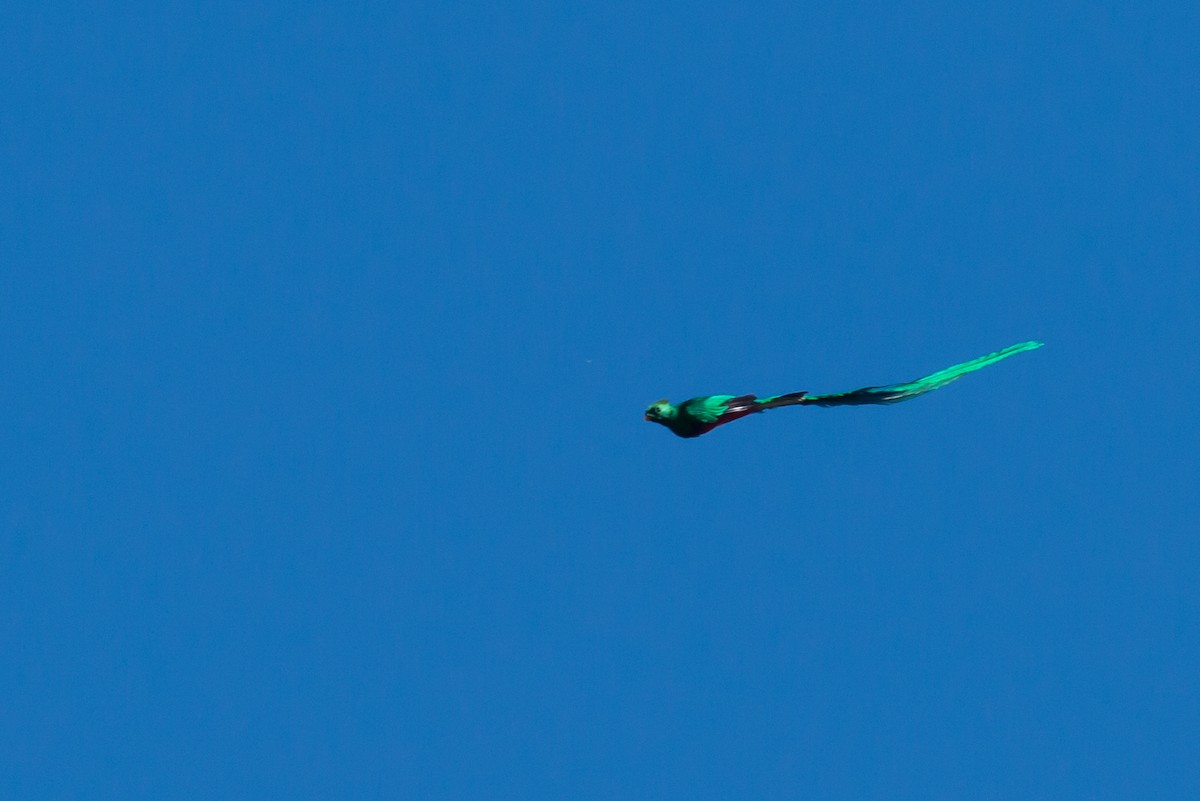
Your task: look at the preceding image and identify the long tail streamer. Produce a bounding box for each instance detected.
[801,340,1044,407]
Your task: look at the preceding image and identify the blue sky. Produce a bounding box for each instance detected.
[3,2,1198,798]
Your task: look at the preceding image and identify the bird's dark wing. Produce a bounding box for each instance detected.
[706,391,809,431]
[718,395,759,415]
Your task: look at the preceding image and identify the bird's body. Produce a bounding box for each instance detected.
[644,340,1043,438]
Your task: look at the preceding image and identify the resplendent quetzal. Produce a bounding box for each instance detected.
[644,340,1043,438]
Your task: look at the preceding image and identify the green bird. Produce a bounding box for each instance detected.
[644,340,1044,438]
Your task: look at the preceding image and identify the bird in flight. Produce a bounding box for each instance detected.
[644,340,1043,438]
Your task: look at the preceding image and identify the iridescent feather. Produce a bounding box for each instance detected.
[644,341,1043,438]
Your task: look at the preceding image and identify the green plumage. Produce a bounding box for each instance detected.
[644,340,1043,438]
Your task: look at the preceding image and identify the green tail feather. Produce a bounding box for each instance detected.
[803,340,1044,407]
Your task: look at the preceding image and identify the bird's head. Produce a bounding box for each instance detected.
[644,400,675,423]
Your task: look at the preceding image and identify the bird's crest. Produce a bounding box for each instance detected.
[644,399,673,420]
